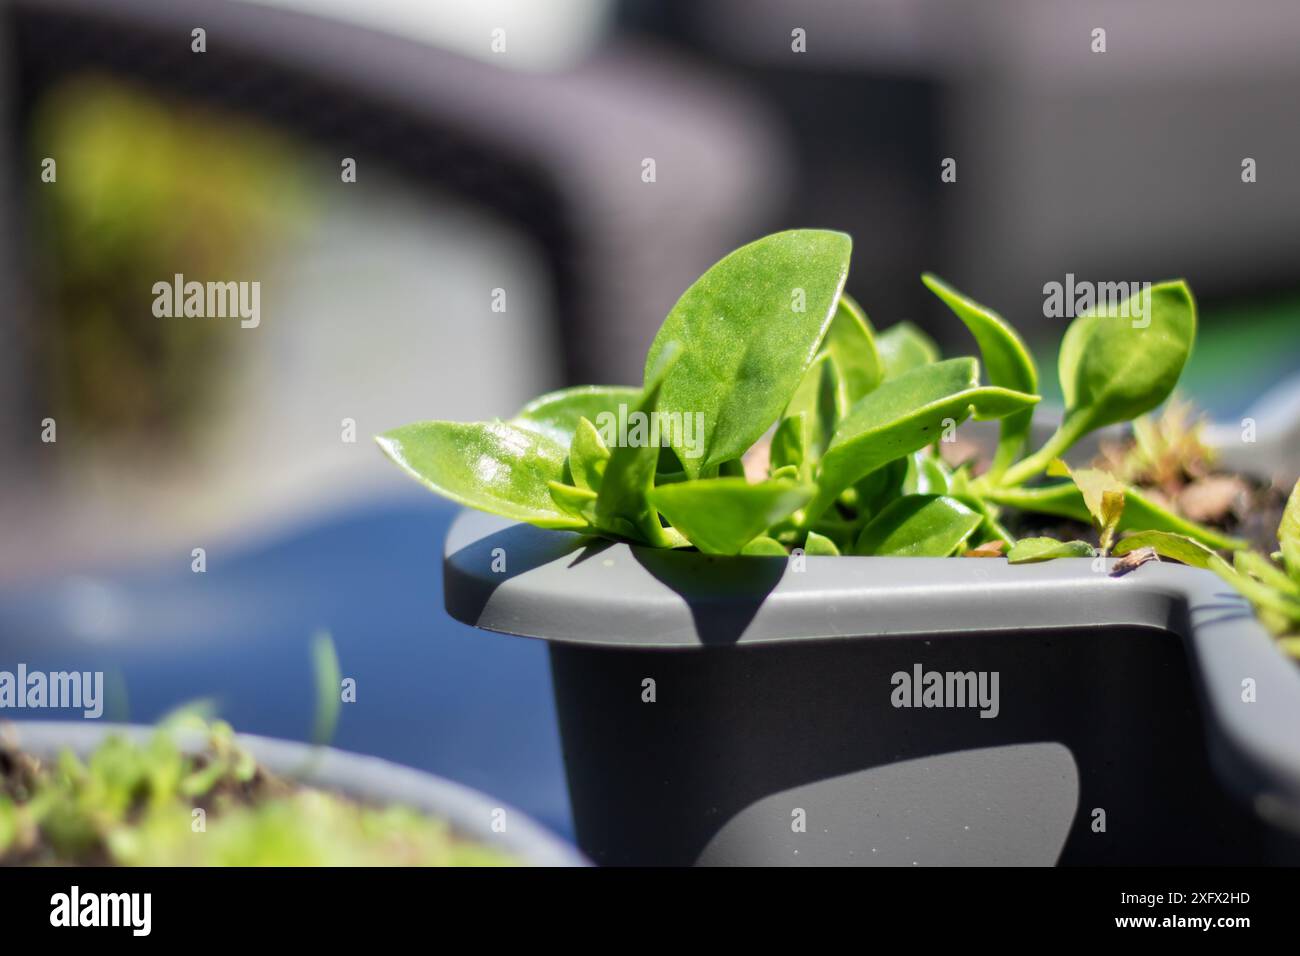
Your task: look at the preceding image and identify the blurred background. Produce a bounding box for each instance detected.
[1,0,1299,841]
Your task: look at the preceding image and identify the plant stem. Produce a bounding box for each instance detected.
[999,414,1085,487]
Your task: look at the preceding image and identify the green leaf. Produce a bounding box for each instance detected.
[1108,531,1298,623]
[803,530,841,556]
[1280,479,1300,583]
[783,353,844,461]
[647,229,852,477]
[568,416,610,491]
[853,494,983,556]
[595,343,683,546]
[947,479,1016,546]
[1102,532,1298,623]
[511,385,641,446]
[847,455,909,518]
[548,481,599,524]
[822,293,883,403]
[1114,530,1224,569]
[311,632,342,748]
[921,273,1037,477]
[1234,549,1300,598]
[981,481,1246,552]
[648,477,814,555]
[376,420,585,529]
[1050,460,1126,553]
[1059,279,1195,432]
[1006,537,1094,563]
[948,465,1016,539]
[876,321,939,379]
[1005,281,1195,483]
[807,358,1039,521]
[741,535,789,556]
[905,450,951,495]
[770,412,809,476]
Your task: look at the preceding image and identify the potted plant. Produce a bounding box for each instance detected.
[0,716,585,866]
[380,230,1300,865]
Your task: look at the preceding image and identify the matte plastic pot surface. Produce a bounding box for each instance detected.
[5,722,586,867]
[445,511,1300,866]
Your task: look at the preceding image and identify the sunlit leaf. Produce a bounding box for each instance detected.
[853,494,983,556]
[649,477,814,555]
[647,229,852,476]
[511,385,641,446]
[922,273,1037,477]
[1006,537,1094,563]
[376,421,585,530]
[808,358,1038,521]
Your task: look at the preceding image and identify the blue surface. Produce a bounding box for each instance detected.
[0,495,574,840]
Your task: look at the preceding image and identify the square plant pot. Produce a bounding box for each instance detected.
[445,510,1300,866]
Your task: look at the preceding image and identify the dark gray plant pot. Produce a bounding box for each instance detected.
[5,722,587,867]
[445,510,1300,866]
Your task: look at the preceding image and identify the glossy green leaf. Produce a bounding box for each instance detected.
[983,482,1246,551]
[568,416,610,491]
[922,273,1037,476]
[377,421,585,530]
[807,358,1039,521]
[803,530,841,556]
[648,477,814,555]
[822,293,883,403]
[876,321,939,379]
[904,450,951,495]
[1006,281,1195,483]
[853,494,982,556]
[1006,537,1094,563]
[741,535,789,557]
[647,230,852,477]
[511,385,641,446]
[595,343,683,546]
[1059,281,1194,420]
[1281,479,1300,582]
